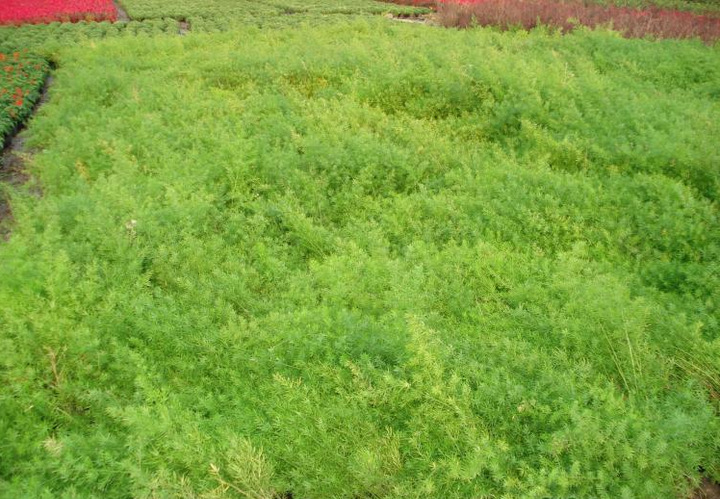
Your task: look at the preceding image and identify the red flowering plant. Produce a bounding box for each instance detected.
[0,51,49,144]
[0,0,117,26]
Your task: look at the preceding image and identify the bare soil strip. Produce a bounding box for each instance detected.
[179,20,191,35]
[385,12,435,25]
[113,0,130,22]
[693,476,720,499]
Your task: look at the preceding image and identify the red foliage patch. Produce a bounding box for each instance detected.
[437,0,720,42]
[0,0,117,26]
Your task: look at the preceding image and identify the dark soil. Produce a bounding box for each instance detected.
[178,20,191,35]
[693,477,720,499]
[0,135,30,186]
[0,199,11,241]
[385,12,436,25]
[0,135,26,241]
[0,132,29,240]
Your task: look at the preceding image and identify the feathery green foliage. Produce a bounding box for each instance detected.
[118,0,420,20]
[0,1,422,53]
[0,19,180,53]
[116,0,424,36]
[0,18,718,499]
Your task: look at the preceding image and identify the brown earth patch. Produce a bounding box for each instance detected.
[113,0,130,22]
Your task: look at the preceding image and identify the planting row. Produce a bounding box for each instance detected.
[0,19,180,52]
[118,0,422,22]
[0,51,49,143]
[188,11,417,33]
[0,15,397,53]
[0,0,117,26]
[436,0,720,42]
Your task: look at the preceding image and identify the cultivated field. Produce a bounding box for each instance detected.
[1,0,718,498]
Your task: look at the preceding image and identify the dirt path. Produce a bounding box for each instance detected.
[694,477,720,499]
[386,12,436,25]
[113,0,130,22]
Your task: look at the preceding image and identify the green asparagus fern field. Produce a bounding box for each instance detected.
[0,13,718,499]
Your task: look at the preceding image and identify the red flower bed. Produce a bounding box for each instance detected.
[0,0,117,26]
[1,51,49,142]
[437,0,720,42]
